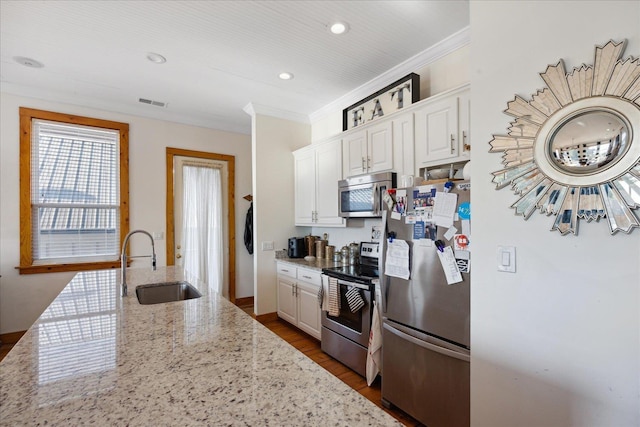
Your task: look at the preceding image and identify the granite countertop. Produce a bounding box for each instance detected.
[0,266,400,426]
[276,256,342,271]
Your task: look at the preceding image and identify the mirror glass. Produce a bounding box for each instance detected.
[548,110,629,175]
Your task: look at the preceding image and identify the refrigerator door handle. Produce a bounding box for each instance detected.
[383,322,470,363]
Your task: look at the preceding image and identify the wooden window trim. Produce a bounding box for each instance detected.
[17,107,129,275]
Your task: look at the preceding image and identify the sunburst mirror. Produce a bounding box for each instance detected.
[489,40,640,235]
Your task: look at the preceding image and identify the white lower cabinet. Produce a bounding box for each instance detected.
[276,263,322,340]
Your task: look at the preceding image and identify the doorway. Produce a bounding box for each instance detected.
[166,147,236,302]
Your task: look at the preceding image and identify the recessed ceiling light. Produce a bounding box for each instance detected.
[146,52,167,64]
[13,56,44,68]
[279,72,294,80]
[329,22,349,35]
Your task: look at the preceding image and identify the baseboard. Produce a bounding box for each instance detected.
[235,296,254,307]
[0,331,26,344]
[254,312,278,323]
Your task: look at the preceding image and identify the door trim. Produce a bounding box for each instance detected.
[166,147,236,303]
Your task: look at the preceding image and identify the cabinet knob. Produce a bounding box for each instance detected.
[176,254,182,259]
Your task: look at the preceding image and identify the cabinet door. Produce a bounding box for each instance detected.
[414,96,459,168]
[277,275,297,325]
[296,281,322,340]
[293,148,316,226]
[315,139,345,226]
[343,130,367,177]
[458,90,471,160]
[367,120,394,173]
[392,112,415,178]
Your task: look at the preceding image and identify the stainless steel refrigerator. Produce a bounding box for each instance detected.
[380,181,470,427]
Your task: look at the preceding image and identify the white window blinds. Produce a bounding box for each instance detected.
[31,119,120,263]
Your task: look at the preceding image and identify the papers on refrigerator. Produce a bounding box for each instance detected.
[436,246,463,284]
[433,192,458,228]
[384,239,410,280]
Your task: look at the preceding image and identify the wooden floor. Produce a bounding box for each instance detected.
[0,308,420,426]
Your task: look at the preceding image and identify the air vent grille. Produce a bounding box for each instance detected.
[138,98,167,107]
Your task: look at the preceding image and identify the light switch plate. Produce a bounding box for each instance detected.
[497,245,516,273]
[261,241,274,251]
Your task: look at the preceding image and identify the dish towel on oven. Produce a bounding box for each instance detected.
[328,277,340,317]
[366,300,382,386]
[317,275,329,311]
[345,286,365,313]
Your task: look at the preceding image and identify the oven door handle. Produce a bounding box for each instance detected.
[336,279,370,290]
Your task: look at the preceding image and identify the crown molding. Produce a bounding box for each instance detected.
[309,26,470,124]
[243,102,310,124]
[2,82,252,135]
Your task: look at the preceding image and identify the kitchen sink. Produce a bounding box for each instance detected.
[135,281,202,305]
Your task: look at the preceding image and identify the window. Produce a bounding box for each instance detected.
[19,108,129,274]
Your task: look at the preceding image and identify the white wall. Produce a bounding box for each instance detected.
[0,92,253,334]
[248,112,310,315]
[470,2,640,426]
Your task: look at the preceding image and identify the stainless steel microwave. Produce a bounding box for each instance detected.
[338,172,396,218]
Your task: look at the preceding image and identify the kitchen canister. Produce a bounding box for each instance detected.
[325,245,335,261]
[315,239,327,259]
[304,235,318,260]
[340,245,350,263]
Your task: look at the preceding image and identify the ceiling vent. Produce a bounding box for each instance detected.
[138,98,167,108]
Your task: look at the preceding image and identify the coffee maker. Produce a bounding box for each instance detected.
[288,237,306,258]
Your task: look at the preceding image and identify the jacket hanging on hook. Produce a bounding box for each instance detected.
[244,202,253,254]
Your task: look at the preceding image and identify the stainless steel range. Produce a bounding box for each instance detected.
[321,241,379,377]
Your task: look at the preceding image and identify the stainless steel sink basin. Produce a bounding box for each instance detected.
[135,281,202,305]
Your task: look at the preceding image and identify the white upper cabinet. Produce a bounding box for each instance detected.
[414,85,470,169]
[343,120,393,177]
[344,130,367,177]
[367,120,394,172]
[315,139,345,226]
[391,111,415,178]
[293,138,345,227]
[293,147,316,225]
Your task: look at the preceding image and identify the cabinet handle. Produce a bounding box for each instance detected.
[361,157,366,172]
[367,157,371,170]
[463,131,471,151]
[282,269,290,273]
[302,275,312,280]
[450,134,455,153]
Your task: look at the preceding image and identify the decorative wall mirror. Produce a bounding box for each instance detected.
[489,40,640,235]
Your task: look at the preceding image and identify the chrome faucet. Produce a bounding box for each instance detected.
[121,229,156,297]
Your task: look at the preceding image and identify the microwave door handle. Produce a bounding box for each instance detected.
[372,183,379,216]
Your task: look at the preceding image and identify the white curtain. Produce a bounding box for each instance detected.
[182,165,223,294]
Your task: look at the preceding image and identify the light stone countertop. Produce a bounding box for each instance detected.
[0,266,400,426]
[276,256,342,271]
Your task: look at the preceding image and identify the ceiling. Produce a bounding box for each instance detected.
[0,1,469,135]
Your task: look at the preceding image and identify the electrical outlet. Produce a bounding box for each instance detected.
[261,241,274,251]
